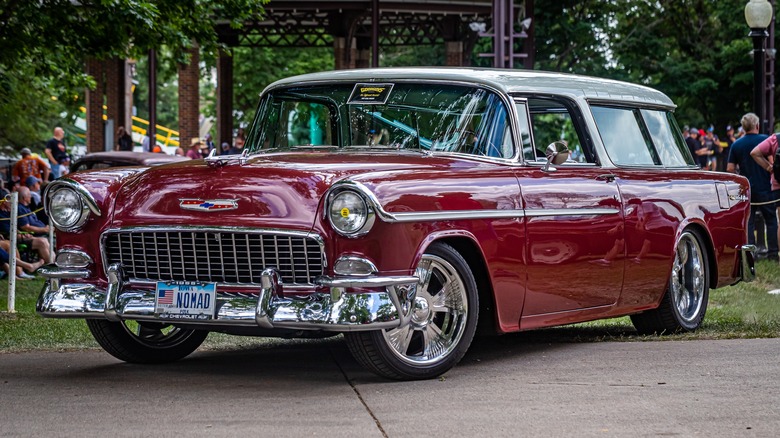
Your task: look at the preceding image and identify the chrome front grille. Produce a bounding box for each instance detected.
[102,229,324,286]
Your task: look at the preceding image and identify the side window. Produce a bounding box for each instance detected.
[591,106,658,166]
[528,98,590,163]
[640,109,694,167]
[282,102,333,147]
[515,101,534,162]
[259,100,334,150]
[471,99,514,159]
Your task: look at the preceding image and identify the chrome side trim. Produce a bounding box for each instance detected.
[325,181,620,223]
[524,208,620,217]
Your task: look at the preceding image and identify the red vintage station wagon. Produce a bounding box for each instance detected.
[38,68,755,380]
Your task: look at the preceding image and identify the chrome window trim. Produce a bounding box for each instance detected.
[99,226,327,282]
[329,180,618,223]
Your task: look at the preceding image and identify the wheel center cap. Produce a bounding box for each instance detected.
[411,297,430,324]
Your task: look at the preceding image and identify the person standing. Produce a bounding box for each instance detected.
[686,128,706,168]
[703,127,720,171]
[220,141,239,155]
[204,133,215,153]
[44,127,69,179]
[729,113,775,259]
[186,138,202,160]
[141,134,151,153]
[12,148,50,185]
[115,126,133,151]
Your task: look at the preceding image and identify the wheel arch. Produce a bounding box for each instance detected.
[422,234,498,336]
[678,221,717,290]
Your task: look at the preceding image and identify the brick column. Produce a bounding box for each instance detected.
[85,58,105,153]
[334,37,347,70]
[334,37,358,70]
[445,41,464,66]
[178,46,200,145]
[217,49,233,148]
[105,58,127,143]
[356,49,371,69]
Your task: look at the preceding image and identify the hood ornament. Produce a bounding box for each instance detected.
[204,148,250,167]
[180,199,238,212]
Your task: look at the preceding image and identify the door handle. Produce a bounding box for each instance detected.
[596,174,616,182]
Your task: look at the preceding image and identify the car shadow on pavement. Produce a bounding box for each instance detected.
[52,325,640,383]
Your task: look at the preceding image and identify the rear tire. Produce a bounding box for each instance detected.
[86,319,208,363]
[631,230,709,335]
[345,242,479,380]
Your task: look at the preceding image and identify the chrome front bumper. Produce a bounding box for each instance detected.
[37,264,418,332]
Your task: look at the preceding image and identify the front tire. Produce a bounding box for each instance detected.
[86,319,208,363]
[631,229,710,335]
[345,242,479,380]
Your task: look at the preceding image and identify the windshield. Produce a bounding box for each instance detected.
[245,83,514,159]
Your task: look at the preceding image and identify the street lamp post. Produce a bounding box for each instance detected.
[745,0,774,134]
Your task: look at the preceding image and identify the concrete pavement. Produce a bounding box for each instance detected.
[1,337,778,437]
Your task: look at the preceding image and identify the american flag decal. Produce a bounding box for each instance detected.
[179,199,238,212]
[158,289,174,305]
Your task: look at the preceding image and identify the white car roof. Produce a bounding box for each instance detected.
[267,67,675,109]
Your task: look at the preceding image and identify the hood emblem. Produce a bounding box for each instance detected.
[180,199,238,212]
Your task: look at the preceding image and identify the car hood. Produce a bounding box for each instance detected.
[110,151,466,230]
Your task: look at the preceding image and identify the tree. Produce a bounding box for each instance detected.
[531,0,775,132]
[229,45,333,129]
[0,0,267,148]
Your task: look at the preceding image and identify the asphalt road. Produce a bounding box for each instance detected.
[1,337,778,437]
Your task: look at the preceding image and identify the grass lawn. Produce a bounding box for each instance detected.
[2,259,780,352]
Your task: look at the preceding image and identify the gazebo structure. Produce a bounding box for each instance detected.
[85,0,535,153]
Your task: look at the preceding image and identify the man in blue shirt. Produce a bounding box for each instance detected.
[727,112,775,260]
[13,186,49,235]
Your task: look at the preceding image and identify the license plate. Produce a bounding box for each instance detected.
[155,281,216,320]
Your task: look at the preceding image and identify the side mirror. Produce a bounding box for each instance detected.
[542,141,570,172]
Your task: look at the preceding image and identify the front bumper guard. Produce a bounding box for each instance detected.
[739,244,757,283]
[36,264,418,332]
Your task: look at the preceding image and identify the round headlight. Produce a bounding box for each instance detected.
[328,190,371,236]
[48,187,88,230]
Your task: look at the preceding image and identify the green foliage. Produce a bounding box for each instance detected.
[230,45,333,128]
[531,0,776,131]
[0,0,268,148]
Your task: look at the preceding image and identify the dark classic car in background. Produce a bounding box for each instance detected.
[38,68,755,380]
[69,151,188,172]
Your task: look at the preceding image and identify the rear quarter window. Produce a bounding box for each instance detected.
[591,106,658,166]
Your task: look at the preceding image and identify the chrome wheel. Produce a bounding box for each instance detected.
[670,232,706,323]
[630,229,710,335]
[344,242,478,380]
[383,254,469,365]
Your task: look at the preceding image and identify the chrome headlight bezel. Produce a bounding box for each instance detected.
[44,180,101,232]
[326,188,376,238]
